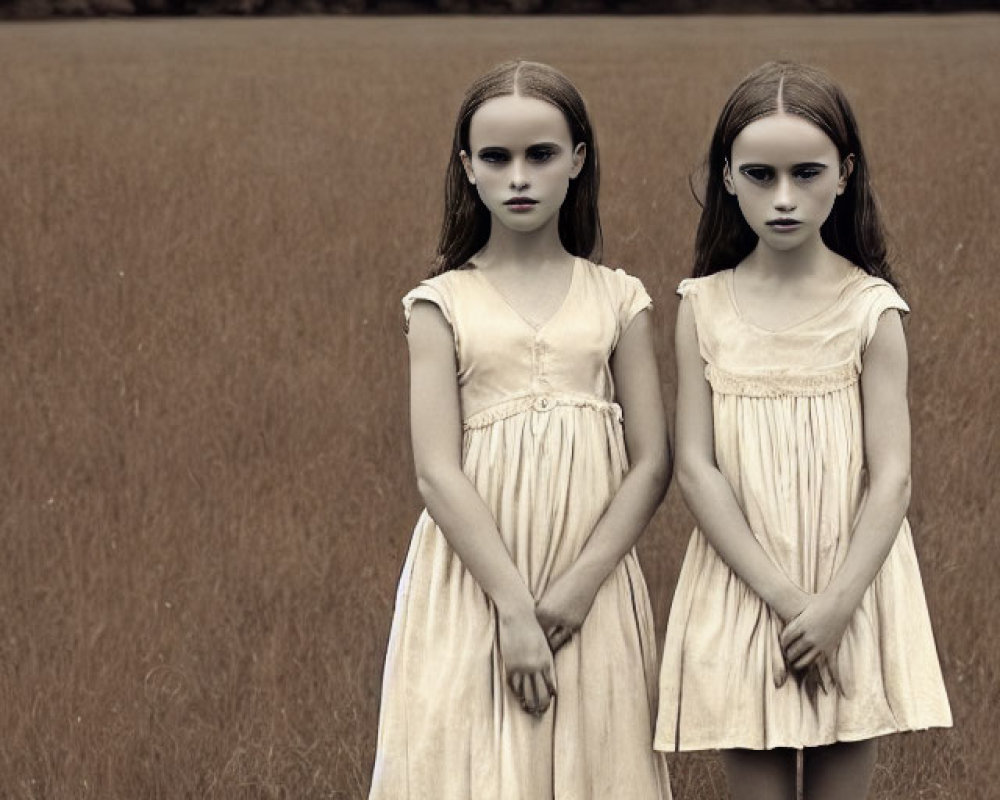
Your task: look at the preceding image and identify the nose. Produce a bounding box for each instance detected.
[509,157,529,192]
[773,174,796,212]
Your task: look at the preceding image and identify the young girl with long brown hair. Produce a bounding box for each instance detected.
[655,61,952,799]
[370,60,672,800]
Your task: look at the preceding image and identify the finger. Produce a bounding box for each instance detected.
[779,623,802,649]
[542,664,558,697]
[792,647,820,671]
[508,671,523,701]
[783,637,810,662]
[534,672,552,714]
[549,627,572,653]
[792,648,817,670]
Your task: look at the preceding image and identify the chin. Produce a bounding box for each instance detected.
[496,219,541,234]
[500,213,556,235]
[761,231,813,251]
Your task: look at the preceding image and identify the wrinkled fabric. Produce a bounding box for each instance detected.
[655,268,952,752]
[371,259,672,800]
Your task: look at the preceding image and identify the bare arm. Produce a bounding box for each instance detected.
[781,310,911,671]
[407,300,555,712]
[672,296,806,621]
[535,310,671,649]
[827,310,912,601]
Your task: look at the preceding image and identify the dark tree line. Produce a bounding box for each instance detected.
[1,0,995,19]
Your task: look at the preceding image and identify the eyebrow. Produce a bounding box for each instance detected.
[476,142,563,153]
[737,161,829,169]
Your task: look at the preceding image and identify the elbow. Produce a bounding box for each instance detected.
[676,469,697,506]
[415,473,435,505]
[674,455,708,507]
[662,435,676,492]
[871,467,912,512]
[894,471,912,511]
[650,452,672,501]
[415,465,453,508]
[632,443,673,501]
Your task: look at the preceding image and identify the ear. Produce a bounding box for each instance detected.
[569,142,587,180]
[459,150,476,185]
[837,154,855,195]
[722,158,736,196]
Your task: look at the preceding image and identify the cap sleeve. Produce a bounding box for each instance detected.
[861,282,909,352]
[673,274,719,368]
[616,268,653,334]
[676,277,698,299]
[401,279,454,335]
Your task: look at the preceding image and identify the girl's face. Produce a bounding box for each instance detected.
[724,113,852,253]
[461,94,585,235]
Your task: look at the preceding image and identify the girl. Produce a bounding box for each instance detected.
[370,61,672,800]
[655,61,952,799]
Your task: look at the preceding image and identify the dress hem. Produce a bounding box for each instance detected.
[653,719,954,753]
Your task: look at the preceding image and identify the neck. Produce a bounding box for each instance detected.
[744,235,838,282]
[475,212,570,270]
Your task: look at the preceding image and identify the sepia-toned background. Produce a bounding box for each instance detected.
[0,14,997,799]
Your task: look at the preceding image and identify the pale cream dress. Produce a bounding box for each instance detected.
[655,267,952,752]
[370,259,671,799]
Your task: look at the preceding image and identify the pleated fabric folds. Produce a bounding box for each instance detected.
[655,268,952,752]
[371,260,671,799]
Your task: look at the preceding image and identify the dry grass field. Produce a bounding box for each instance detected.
[0,14,997,799]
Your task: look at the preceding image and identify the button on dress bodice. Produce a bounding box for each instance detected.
[403,259,652,425]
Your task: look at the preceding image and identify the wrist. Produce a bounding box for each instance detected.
[494,590,536,622]
[559,556,606,600]
[821,580,864,614]
[769,582,808,622]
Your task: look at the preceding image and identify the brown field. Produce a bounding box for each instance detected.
[0,14,997,799]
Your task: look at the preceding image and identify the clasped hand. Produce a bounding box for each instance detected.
[535,568,598,655]
[498,609,557,718]
[501,570,599,717]
[779,590,855,695]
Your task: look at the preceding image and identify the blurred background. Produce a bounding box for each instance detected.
[2,0,998,18]
[1,8,997,800]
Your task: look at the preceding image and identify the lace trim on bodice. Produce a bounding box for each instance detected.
[463,392,623,430]
[706,362,859,398]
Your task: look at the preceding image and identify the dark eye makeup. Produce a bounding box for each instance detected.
[738,162,828,184]
[739,165,774,182]
[792,164,826,180]
[476,143,561,165]
[526,145,558,162]
[478,148,509,164]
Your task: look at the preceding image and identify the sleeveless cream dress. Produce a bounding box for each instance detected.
[655,267,952,752]
[370,259,672,799]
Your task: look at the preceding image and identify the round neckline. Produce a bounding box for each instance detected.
[470,257,579,334]
[726,266,862,334]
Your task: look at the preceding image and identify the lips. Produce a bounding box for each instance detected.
[505,197,537,206]
[767,218,801,228]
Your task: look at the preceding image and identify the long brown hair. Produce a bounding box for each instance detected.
[432,60,602,276]
[692,61,897,288]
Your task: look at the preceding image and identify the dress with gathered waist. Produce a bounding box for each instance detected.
[369,258,671,800]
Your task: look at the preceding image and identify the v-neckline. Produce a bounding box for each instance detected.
[472,258,579,334]
[727,266,859,334]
